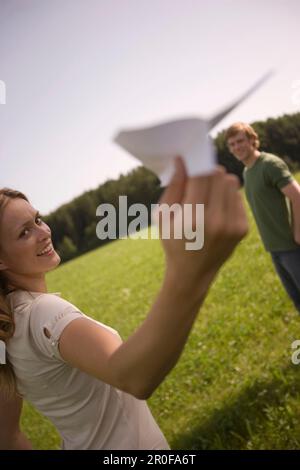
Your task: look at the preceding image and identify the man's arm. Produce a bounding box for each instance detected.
[0,392,32,450]
[281,180,300,245]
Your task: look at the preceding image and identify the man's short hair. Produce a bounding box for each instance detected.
[225,122,260,149]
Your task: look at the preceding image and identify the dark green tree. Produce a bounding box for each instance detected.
[57,236,77,262]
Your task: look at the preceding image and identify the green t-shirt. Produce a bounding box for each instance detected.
[243,152,297,252]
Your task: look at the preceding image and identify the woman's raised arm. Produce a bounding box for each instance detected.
[58,159,248,399]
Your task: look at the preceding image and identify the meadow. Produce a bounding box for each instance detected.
[21,186,300,449]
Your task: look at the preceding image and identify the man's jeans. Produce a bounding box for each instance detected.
[271,248,300,313]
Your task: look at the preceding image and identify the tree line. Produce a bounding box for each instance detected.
[44,112,300,263]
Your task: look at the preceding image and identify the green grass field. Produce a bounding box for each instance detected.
[21,183,300,450]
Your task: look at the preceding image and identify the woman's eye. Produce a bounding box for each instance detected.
[20,228,29,238]
[19,216,43,238]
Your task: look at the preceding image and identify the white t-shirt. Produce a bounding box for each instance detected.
[6,290,169,450]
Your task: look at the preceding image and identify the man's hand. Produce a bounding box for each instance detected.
[281,180,300,245]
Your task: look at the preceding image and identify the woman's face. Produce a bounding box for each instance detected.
[0,197,60,279]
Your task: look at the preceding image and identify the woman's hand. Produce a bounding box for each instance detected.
[157,157,248,295]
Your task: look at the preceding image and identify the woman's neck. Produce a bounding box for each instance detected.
[5,273,47,293]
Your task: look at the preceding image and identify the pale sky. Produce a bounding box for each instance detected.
[1,0,299,214]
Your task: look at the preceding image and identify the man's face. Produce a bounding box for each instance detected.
[227,131,255,163]
[0,198,60,279]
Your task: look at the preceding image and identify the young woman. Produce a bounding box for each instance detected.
[0,158,248,449]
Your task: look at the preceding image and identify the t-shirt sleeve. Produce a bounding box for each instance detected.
[264,157,293,189]
[29,294,83,361]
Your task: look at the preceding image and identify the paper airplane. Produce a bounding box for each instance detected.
[114,71,273,186]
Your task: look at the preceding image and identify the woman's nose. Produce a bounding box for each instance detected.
[36,223,51,240]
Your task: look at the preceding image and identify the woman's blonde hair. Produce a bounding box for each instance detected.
[0,188,29,396]
[225,122,260,149]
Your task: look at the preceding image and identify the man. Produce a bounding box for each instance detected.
[226,122,300,313]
